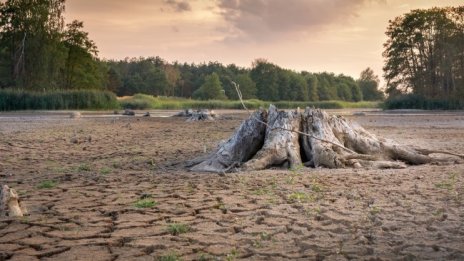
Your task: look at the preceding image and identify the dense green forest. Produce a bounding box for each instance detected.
[1,0,462,110]
[106,57,380,102]
[383,6,464,109]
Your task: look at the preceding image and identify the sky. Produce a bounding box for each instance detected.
[65,0,463,86]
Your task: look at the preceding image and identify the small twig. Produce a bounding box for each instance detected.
[232,82,356,154]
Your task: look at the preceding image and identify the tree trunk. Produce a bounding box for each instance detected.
[188,105,462,173]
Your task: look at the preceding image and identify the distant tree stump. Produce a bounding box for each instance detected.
[188,105,462,173]
[123,109,135,116]
[174,109,217,121]
[0,185,27,217]
[69,112,81,119]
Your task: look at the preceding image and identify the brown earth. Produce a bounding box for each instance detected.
[0,110,463,261]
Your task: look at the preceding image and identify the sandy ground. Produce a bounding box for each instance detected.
[0,110,463,261]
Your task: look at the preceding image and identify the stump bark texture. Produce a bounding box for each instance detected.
[189,105,461,173]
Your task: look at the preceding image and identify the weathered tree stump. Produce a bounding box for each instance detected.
[123,109,135,116]
[0,185,27,217]
[188,105,463,173]
[174,109,217,121]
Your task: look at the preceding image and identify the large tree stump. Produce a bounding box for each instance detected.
[188,105,462,173]
[0,185,27,217]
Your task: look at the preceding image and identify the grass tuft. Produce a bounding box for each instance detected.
[37,180,57,189]
[134,199,158,208]
[159,253,181,261]
[167,223,190,235]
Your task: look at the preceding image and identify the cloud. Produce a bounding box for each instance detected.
[217,0,376,41]
[164,0,192,12]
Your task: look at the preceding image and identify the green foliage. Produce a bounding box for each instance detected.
[232,73,256,99]
[303,72,319,101]
[119,93,157,109]
[77,163,91,172]
[118,94,380,110]
[0,0,66,89]
[0,0,104,90]
[167,223,190,235]
[99,167,111,175]
[383,7,464,104]
[0,89,119,111]
[226,248,239,261]
[287,192,312,203]
[358,68,383,101]
[192,73,226,100]
[134,199,158,208]
[63,20,105,90]
[250,59,279,101]
[383,94,464,110]
[37,180,57,189]
[159,253,181,261]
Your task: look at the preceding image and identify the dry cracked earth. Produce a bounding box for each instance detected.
[0,110,463,260]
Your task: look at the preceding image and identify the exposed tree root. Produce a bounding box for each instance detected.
[188,105,462,173]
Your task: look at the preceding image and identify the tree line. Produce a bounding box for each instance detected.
[384,6,464,105]
[105,57,383,102]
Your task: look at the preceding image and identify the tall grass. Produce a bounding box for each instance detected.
[0,89,119,111]
[383,94,464,110]
[119,94,380,110]
[0,90,381,111]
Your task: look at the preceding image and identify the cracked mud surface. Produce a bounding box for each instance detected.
[1,110,463,260]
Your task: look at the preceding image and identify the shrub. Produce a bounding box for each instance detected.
[37,180,57,189]
[167,223,190,235]
[383,94,464,110]
[134,199,158,208]
[0,89,119,111]
[117,94,380,110]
